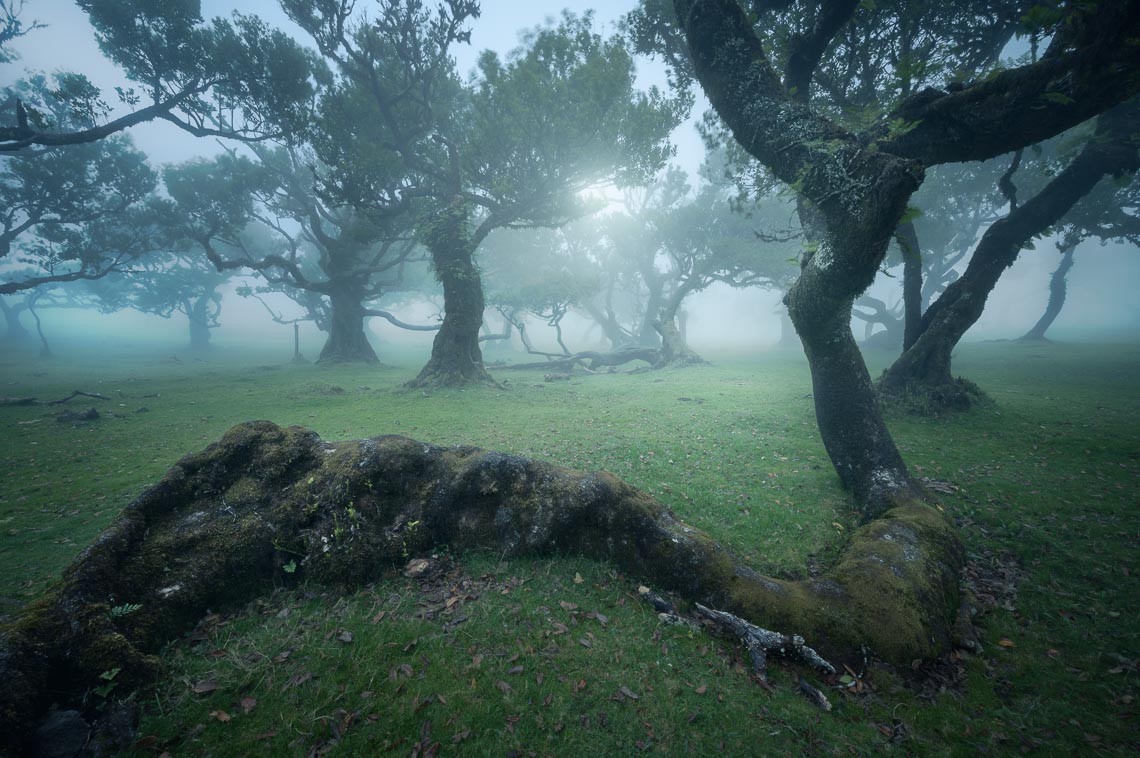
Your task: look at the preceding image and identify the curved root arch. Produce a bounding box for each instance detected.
[0,421,963,745]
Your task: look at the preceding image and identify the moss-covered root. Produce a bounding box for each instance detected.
[0,421,963,750]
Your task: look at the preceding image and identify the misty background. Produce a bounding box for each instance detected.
[1,0,1137,361]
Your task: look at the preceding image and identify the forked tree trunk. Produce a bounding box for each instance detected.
[409,205,492,387]
[1020,242,1076,342]
[318,285,379,364]
[0,421,965,751]
[880,102,1138,411]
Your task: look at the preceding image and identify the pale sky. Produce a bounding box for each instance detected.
[0,0,705,172]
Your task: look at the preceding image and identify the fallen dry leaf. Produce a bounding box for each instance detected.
[191,680,218,695]
[208,710,231,723]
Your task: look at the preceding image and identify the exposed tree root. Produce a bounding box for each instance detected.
[0,421,964,750]
[693,603,836,680]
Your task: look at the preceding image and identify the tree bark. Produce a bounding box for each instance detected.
[880,102,1139,410]
[317,283,379,364]
[0,421,965,751]
[1020,242,1077,342]
[408,205,493,387]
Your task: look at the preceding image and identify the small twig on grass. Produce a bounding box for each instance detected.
[47,390,111,405]
[2,390,111,406]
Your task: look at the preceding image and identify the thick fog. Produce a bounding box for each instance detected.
[1,1,1136,362]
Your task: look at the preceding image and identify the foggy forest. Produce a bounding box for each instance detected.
[0,0,1137,754]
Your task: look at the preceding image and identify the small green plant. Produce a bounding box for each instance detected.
[110,602,142,618]
[91,667,120,699]
[283,560,297,574]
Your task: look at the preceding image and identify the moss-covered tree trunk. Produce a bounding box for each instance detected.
[0,421,964,752]
[409,205,492,387]
[1019,242,1076,342]
[318,282,379,364]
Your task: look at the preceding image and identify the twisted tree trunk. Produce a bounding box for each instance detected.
[409,205,493,387]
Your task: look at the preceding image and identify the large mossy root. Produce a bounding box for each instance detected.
[0,421,964,750]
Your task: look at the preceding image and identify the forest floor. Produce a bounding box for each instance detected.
[0,339,1136,756]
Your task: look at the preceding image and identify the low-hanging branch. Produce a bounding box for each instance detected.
[364,308,441,332]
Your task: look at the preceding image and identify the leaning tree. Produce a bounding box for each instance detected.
[878,98,1140,409]
[1018,164,1140,342]
[647,0,1140,512]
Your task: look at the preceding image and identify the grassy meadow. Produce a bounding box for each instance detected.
[0,339,1136,755]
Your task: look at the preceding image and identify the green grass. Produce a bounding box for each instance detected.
[1,340,1137,755]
